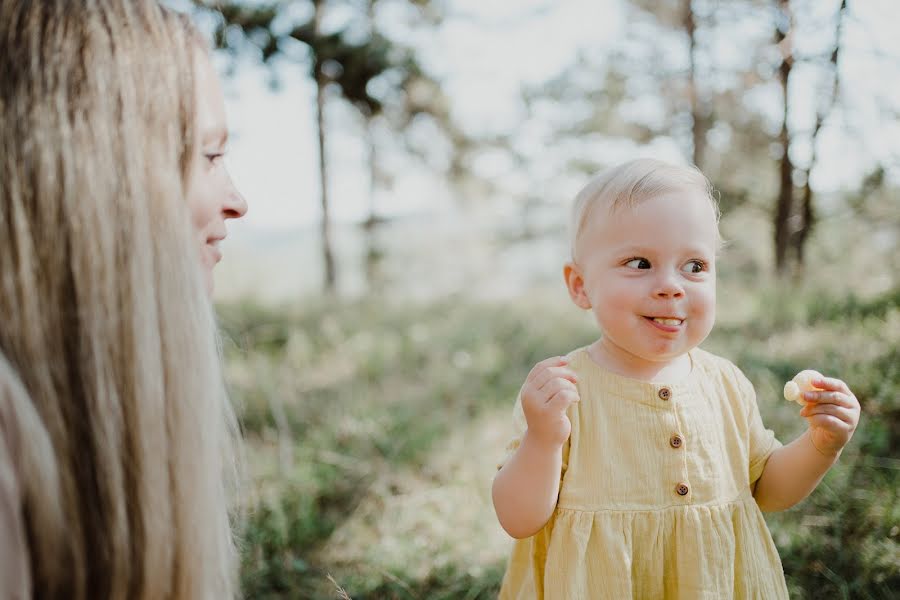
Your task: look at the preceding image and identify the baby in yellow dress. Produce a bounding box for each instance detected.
[492,158,861,600]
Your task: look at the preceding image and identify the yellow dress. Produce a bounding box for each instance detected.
[497,347,789,600]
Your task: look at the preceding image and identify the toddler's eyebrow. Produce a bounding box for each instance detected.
[613,244,715,257]
[612,244,652,254]
[680,244,716,257]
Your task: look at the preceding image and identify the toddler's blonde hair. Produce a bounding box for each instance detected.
[570,158,720,261]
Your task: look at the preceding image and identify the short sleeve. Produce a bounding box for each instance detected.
[496,388,570,479]
[497,388,528,471]
[733,366,782,486]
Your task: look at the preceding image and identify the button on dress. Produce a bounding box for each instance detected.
[497,347,789,600]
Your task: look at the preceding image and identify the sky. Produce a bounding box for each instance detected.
[212,0,900,235]
[216,0,623,234]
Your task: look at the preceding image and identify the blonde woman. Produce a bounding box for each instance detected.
[0,1,247,598]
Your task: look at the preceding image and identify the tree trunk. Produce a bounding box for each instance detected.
[773,0,795,275]
[314,1,336,294]
[792,0,846,270]
[794,180,813,269]
[364,123,384,292]
[683,0,706,169]
[363,0,382,293]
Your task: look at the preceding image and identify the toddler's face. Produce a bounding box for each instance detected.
[567,190,718,370]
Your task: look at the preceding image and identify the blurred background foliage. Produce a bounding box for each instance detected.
[181,0,899,597]
[219,278,899,598]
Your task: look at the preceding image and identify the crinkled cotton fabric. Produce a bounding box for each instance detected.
[497,347,788,600]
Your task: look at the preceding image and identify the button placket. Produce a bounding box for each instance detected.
[659,386,690,499]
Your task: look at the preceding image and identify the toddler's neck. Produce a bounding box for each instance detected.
[587,340,693,383]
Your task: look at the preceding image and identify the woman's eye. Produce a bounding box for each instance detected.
[205,152,224,165]
[681,260,705,274]
[625,258,651,269]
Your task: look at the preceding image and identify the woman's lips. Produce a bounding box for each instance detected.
[206,242,222,265]
[205,235,225,265]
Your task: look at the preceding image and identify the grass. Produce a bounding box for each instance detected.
[219,280,900,599]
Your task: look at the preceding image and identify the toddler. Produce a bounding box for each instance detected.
[492,158,861,599]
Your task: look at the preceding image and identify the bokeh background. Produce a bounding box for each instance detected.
[182,1,898,597]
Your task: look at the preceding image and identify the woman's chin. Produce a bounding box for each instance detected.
[203,269,214,296]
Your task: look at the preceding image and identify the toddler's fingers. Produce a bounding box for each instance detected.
[533,366,578,391]
[526,356,570,382]
[803,391,859,408]
[810,375,851,395]
[806,413,853,433]
[540,378,577,402]
[802,390,856,408]
[801,403,857,426]
[546,388,579,413]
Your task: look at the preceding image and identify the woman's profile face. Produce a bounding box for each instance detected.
[185,47,247,294]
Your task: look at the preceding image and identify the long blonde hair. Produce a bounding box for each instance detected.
[0,1,238,597]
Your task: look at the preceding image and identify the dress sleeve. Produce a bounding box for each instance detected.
[0,432,31,599]
[0,365,33,600]
[733,365,782,487]
[496,388,570,479]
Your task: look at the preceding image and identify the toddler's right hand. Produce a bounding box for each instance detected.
[521,356,580,448]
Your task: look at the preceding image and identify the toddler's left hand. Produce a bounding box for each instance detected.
[799,375,861,457]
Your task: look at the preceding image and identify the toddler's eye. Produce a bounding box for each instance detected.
[681,260,706,274]
[625,258,651,269]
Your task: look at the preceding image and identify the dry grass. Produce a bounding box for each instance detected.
[327,574,352,600]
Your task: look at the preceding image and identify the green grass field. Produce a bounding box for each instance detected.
[219,279,899,599]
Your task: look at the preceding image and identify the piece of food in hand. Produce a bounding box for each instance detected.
[783,369,823,404]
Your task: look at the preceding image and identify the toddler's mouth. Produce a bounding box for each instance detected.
[645,316,684,326]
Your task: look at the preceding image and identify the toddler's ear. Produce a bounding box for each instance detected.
[564,262,591,309]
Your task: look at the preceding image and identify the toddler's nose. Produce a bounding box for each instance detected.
[653,274,685,298]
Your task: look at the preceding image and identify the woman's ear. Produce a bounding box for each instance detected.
[564,262,591,309]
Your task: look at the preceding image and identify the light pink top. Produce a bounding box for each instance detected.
[1,407,32,599]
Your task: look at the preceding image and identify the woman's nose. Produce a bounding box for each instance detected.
[222,173,247,219]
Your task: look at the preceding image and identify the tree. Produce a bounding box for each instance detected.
[772,0,796,274]
[683,0,709,170]
[628,0,712,169]
[511,0,775,216]
[193,0,452,295]
[772,0,847,274]
[490,0,859,278]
